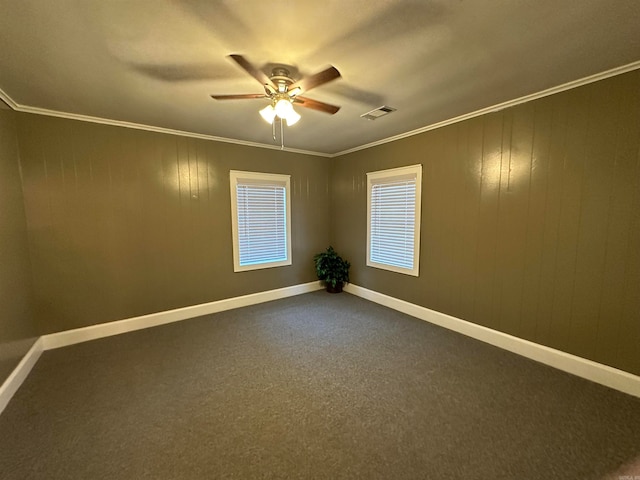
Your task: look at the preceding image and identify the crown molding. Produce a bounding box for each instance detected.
[0,92,331,158]
[2,60,639,159]
[332,60,640,157]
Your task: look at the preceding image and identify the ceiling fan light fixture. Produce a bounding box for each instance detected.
[259,104,276,124]
[213,55,342,128]
[214,55,342,131]
[269,97,300,126]
[259,99,300,126]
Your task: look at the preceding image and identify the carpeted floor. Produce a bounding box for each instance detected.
[1,291,639,479]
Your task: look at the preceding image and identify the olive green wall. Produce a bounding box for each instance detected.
[331,70,640,375]
[16,113,331,334]
[5,69,639,378]
[0,108,37,384]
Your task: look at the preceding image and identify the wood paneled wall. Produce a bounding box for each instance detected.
[0,108,37,384]
[331,70,640,375]
[6,70,639,376]
[16,114,331,334]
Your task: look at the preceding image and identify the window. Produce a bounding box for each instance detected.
[367,164,422,276]
[230,170,291,272]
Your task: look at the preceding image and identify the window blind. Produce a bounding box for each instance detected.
[236,183,287,266]
[369,178,416,270]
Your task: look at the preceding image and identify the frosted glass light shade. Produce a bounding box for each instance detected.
[259,104,277,124]
[274,98,293,118]
[286,109,301,126]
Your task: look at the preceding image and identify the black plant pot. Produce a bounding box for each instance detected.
[326,282,343,293]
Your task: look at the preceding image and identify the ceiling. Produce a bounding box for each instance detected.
[0,0,639,156]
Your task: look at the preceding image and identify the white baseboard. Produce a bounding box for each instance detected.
[0,338,44,415]
[42,281,323,350]
[0,281,322,416]
[3,280,637,418]
[344,284,640,398]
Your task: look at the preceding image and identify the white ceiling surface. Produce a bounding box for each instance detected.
[0,1,639,156]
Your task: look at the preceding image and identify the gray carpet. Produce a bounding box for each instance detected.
[1,291,639,479]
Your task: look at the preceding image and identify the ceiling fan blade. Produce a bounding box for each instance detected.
[293,96,341,115]
[211,93,267,100]
[288,66,341,95]
[228,54,276,90]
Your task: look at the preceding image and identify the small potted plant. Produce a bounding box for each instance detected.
[314,246,350,293]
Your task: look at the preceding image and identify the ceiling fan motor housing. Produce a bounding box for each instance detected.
[269,67,294,94]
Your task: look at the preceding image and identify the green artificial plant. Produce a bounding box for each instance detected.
[313,246,351,293]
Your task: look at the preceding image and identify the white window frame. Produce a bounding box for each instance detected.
[230,170,292,272]
[366,164,422,276]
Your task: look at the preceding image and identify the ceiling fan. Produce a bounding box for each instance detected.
[211,54,341,126]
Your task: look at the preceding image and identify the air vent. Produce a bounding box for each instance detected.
[360,106,397,121]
